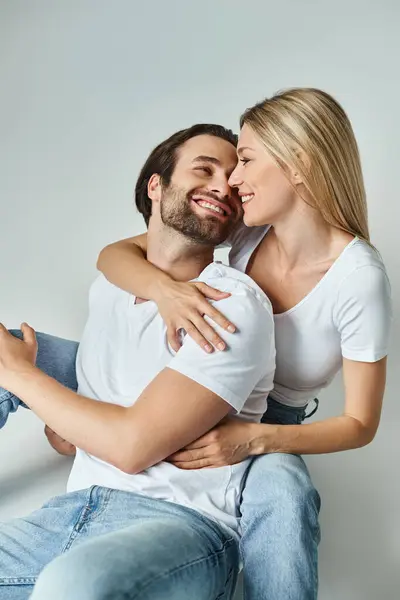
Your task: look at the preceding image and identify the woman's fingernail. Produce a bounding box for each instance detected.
[217,342,225,351]
[205,345,213,353]
[227,325,235,333]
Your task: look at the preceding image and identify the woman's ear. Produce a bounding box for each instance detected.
[147,174,162,203]
[288,148,310,186]
[290,170,302,185]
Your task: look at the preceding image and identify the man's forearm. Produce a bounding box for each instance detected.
[251,415,375,456]
[6,367,132,469]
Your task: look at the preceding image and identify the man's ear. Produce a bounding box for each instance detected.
[147,174,162,204]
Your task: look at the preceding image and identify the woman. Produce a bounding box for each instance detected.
[94,88,392,599]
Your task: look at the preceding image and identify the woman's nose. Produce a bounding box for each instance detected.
[228,165,241,187]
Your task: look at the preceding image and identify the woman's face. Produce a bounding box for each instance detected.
[229,124,298,227]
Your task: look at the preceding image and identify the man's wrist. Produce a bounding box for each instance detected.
[4,364,40,398]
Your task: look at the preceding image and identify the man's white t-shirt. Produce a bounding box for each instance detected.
[67,263,275,538]
[226,224,392,407]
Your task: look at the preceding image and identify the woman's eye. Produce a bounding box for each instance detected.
[240,158,250,166]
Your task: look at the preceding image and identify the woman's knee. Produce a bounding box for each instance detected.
[242,453,321,517]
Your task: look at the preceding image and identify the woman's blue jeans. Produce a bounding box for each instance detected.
[0,331,321,599]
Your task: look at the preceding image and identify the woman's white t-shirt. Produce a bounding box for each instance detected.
[225,224,392,408]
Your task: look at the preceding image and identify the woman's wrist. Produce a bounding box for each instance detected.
[248,422,279,456]
[149,272,176,303]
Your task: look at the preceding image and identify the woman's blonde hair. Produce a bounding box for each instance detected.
[240,88,370,242]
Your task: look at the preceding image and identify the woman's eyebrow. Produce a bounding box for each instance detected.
[237,146,253,156]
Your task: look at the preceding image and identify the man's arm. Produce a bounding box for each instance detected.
[0,288,273,473]
[2,363,237,473]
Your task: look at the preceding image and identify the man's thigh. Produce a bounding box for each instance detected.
[0,488,93,599]
[32,507,239,600]
[0,486,239,600]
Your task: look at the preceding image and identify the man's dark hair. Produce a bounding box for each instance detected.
[135,124,238,226]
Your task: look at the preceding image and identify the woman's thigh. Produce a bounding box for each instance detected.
[241,452,320,525]
[239,453,321,600]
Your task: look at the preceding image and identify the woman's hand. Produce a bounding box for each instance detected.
[154,280,237,353]
[166,416,261,469]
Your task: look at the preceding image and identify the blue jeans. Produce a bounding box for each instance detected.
[1,331,321,599]
[0,486,238,599]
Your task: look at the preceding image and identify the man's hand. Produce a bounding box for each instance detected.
[0,323,37,389]
[44,425,76,456]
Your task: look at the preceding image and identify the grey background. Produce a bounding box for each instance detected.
[0,1,399,598]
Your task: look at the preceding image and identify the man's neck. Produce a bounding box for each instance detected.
[146,224,214,282]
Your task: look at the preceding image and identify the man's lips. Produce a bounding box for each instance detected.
[191,194,233,217]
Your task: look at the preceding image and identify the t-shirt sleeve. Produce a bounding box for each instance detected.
[219,221,268,249]
[334,265,392,362]
[167,286,275,413]
[218,222,270,273]
[218,221,247,249]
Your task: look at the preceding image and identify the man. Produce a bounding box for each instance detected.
[0,124,275,600]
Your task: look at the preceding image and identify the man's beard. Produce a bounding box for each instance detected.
[159,184,235,246]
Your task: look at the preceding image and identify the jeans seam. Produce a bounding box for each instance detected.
[0,577,37,585]
[63,487,113,553]
[0,489,98,585]
[131,537,237,600]
[170,502,235,549]
[85,487,113,523]
[215,566,235,600]
[61,487,96,553]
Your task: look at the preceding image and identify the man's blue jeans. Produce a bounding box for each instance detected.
[0,486,238,600]
[0,331,321,599]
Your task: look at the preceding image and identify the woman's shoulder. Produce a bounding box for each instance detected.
[333,238,392,319]
[334,238,390,290]
[342,238,387,269]
[332,239,392,361]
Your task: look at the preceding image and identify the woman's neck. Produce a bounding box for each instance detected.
[270,207,353,271]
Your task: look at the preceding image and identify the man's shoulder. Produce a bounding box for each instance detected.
[198,263,273,315]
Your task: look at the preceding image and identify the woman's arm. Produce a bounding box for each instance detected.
[167,358,387,468]
[97,235,236,352]
[255,358,387,455]
[97,234,172,299]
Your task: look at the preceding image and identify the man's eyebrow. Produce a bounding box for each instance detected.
[192,155,222,165]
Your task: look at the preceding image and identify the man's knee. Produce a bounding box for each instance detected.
[31,552,112,600]
[31,540,165,600]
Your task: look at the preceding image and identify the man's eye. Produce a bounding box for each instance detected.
[195,167,212,175]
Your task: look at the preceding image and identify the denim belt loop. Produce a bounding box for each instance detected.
[303,398,319,420]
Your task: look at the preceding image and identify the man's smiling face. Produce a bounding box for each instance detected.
[159,135,242,245]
